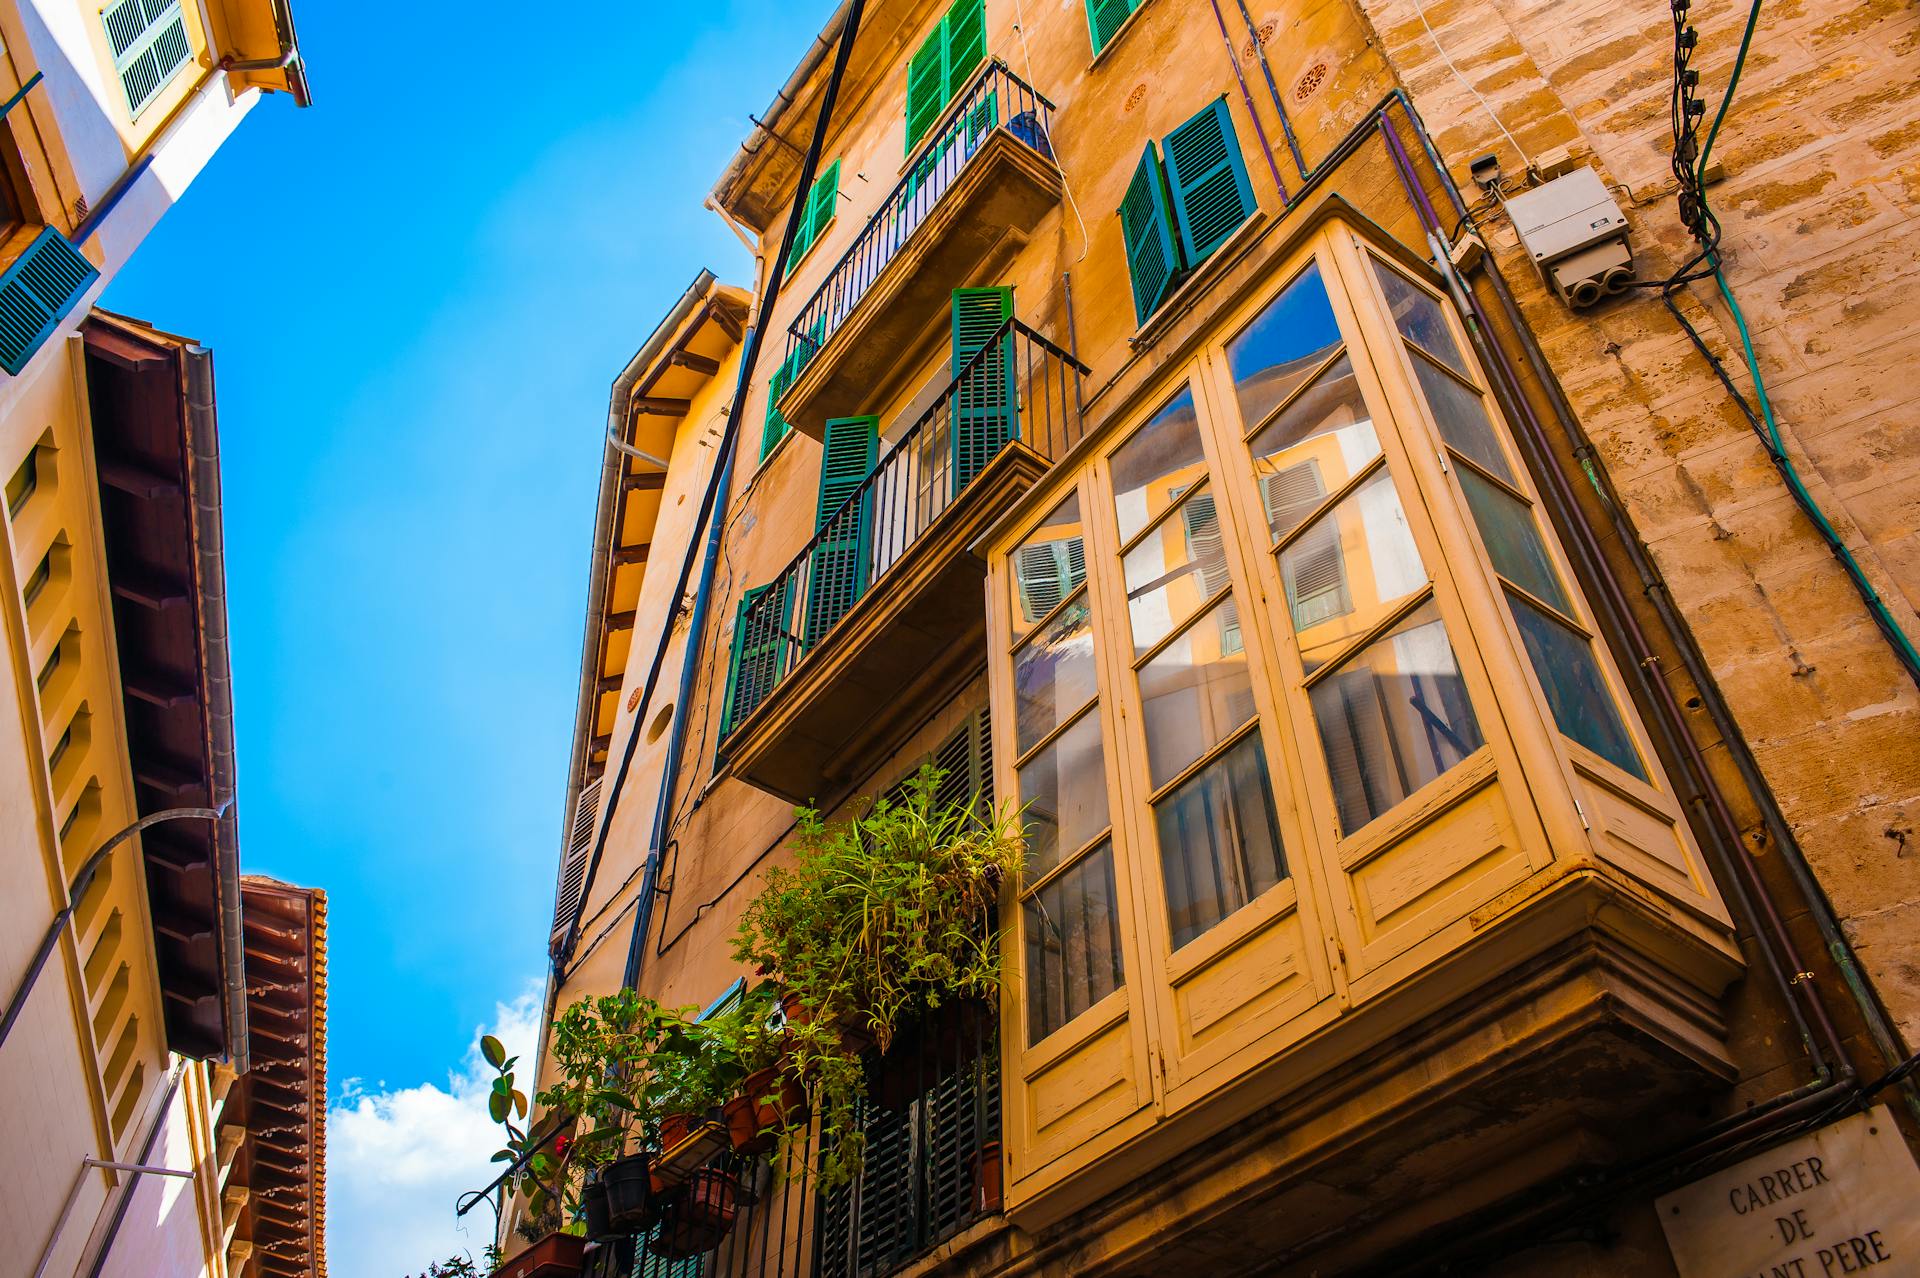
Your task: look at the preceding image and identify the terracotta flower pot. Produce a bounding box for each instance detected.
[721,1092,763,1153]
[657,1111,699,1152]
[974,1139,1004,1214]
[648,1168,740,1259]
[489,1230,585,1278]
[742,1064,809,1135]
[778,990,812,1026]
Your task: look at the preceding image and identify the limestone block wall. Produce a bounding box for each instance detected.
[1354,0,1920,1045]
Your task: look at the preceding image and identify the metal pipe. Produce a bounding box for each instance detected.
[1230,0,1308,179]
[0,804,230,1053]
[184,345,249,1073]
[559,0,870,979]
[0,70,43,123]
[1204,0,1288,204]
[625,0,873,992]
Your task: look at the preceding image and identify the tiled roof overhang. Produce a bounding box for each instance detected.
[82,312,240,1061]
[235,876,328,1277]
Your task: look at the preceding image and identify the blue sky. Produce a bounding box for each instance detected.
[102,1,832,1269]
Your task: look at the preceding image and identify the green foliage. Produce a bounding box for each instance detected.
[401,1255,480,1278]
[732,764,1023,1189]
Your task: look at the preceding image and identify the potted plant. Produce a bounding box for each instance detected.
[731,764,1023,1189]
[478,1035,591,1273]
[535,990,706,1231]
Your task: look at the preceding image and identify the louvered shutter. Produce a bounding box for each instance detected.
[1015,541,1084,625]
[949,288,1016,492]
[1120,145,1182,324]
[721,581,793,739]
[548,776,603,950]
[943,0,987,101]
[103,0,191,117]
[905,26,946,153]
[0,228,98,376]
[804,416,879,647]
[794,159,842,261]
[1262,458,1326,535]
[1163,98,1257,265]
[1283,518,1352,630]
[764,353,798,458]
[1086,0,1135,53]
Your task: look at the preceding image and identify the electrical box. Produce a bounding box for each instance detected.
[1505,167,1633,308]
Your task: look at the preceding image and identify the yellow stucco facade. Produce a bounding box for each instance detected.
[527,0,1920,1274]
[0,4,314,1276]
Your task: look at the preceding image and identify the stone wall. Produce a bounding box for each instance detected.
[1356,0,1920,1046]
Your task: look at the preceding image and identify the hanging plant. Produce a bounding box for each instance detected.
[731,764,1023,1188]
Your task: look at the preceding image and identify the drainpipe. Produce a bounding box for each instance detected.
[1204,0,1288,203]
[185,345,249,1072]
[216,0,311,107]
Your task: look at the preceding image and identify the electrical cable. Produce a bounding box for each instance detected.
[1408,0,1532,171]
[1660,0,1920,688]
[557,0,868,967]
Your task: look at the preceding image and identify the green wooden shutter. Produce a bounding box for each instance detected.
[1086,0,1135,54]
[943,0,987,101]
[1163,99,1257,265]
[103,0,191,118]
[804,415,879,646]
[905,26,947,153]
[721,581,794,740]
[793,159,841,262]
[950,287,1016,492]
[1120,145,1182,324]
[0,227,99,376]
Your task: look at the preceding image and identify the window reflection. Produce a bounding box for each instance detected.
[1111,387,1208,545]
[1018,707,1110,877]
[1013,492,1087,630]
[1154,731,1286,950]
[1227,260,1345,430]
[1457,466,1568,613]
[1137,596,1256,788]
[1309,602,1485,834]
[1284,469,1427,671]
[1248,355,1381,543]
[1509,591,1644,779]
[1014,594,1097,755]
[1372,258,1468,376]
[1025,844,1125,1042]
[1411,351,1512,484]
[1123,486,1231,655]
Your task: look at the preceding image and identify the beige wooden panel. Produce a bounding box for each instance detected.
[1014,998,1147,1171]
[1577,762,1712,904]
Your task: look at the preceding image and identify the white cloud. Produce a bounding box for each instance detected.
[326,981,543,1277]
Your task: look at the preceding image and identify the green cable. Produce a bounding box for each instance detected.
[1689,0,1920,678]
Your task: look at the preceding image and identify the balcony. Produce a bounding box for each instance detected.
[774,61,1062,439]
[578,1010,1002,1278]
[723,318,1087,804]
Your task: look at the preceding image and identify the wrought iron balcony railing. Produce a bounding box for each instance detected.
[725,319,1089,745]
[774,60,1058,404]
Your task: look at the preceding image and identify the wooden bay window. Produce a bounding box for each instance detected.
[986,217,1735,1215]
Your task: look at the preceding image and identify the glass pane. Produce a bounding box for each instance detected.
[1018,707,1110,877]
[1283,468,1427,673]
[1248,355,1381,542]
[1154,730,1287,950]
[1457,465,1569,613]
[1013,593,1096,755]
[1372,257,1468,376]
[1509,591,1645,779]
[1227,260,1345,430]
[1137,596,1256,788]
[1122,487,1231,655]
[1309,600,1485,834]
[1013,492,1087,630]
[1412,351,1513,484]
[1111,386,1208,545]
[1024,843,1124,1043]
